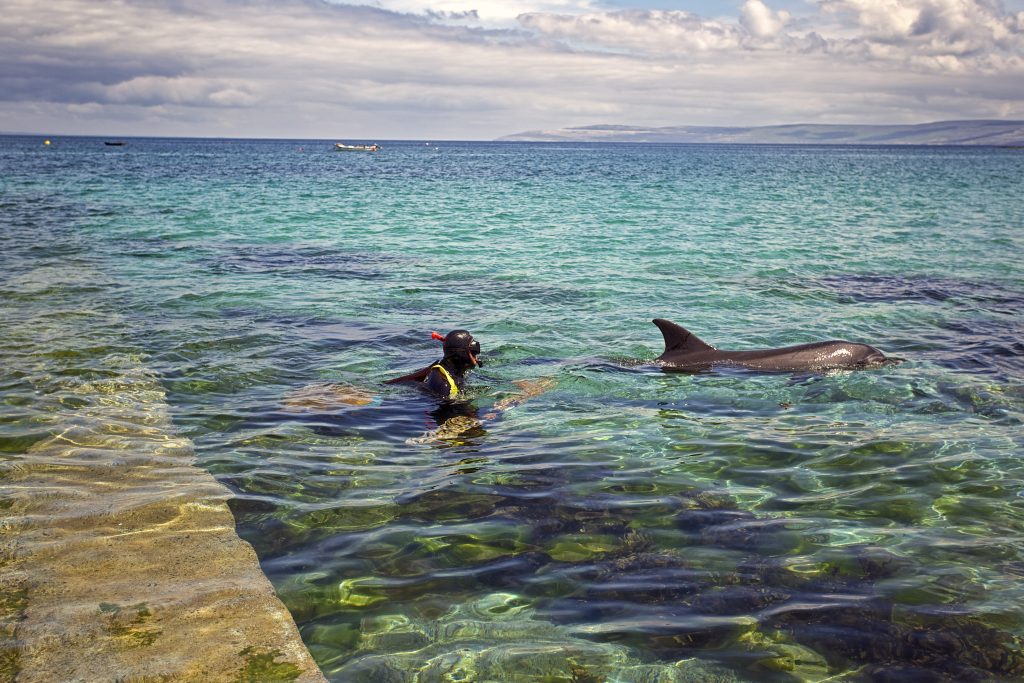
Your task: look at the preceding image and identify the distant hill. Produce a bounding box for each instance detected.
[497,120,1024,146]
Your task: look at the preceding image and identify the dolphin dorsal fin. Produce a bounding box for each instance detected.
[652,318,714,355]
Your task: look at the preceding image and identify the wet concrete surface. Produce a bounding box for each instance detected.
[1,359,326,682]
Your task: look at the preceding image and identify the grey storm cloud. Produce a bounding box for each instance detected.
[1,0,1022,138]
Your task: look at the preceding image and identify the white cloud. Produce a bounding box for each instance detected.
[740,0,792,37]
[820,0,1024,58]
[518,10,744,53]
[820,0,922,40]
[362,0,596,26]
[517,0,1024,76]
[0,0,1020,138]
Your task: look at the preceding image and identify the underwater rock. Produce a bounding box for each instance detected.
[772,599,1024,680]
[758,643,831,679]
[329,593,739,683]
[739,626,831,679]
[540,495,1024,681]
[676,508,757,534]
[736,547,912,594]
[689,585,790,616]
[323,654,415,683]
[697,518,810,554]
[282,382,379,411]
[347,468,1024,681]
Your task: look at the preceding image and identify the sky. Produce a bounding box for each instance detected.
[3,0,1023,139]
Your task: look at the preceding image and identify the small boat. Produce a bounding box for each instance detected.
[104,141,126,146]
[335,142,379,152]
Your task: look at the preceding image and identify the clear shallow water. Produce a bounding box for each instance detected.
[2,135,1023,681]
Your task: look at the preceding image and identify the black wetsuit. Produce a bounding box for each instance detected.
[422,360,463,399]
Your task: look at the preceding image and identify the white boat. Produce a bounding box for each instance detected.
[335,142,379,152]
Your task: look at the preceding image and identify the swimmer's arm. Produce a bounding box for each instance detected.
[483,378,556,419]
[383,364,434,385]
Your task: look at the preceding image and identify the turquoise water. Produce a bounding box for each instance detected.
[3,136,1023,681]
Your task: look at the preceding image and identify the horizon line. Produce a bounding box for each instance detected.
[6,118,1024,144]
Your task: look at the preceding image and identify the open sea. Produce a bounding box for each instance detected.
[2,135,1023,681]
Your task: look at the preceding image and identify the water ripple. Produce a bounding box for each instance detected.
[3,138,1023,681]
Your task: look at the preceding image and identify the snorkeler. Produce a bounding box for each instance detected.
[384,329,482,399]
[386,329,554,444]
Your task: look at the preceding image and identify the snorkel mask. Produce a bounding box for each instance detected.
[432,330,482,368]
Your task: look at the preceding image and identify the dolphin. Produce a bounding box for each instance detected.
[652,318,893,372]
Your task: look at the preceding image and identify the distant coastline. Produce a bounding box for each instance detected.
[497,119,1024,146]
[7,120,1023,146]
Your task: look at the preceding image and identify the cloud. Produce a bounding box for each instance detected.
[740,0,792,37]
[820,0,1024,63]
[77,76,259,108]
[362,0,597,26]
[517,10,745,53]
[0,0,1021,138]
[515,0,1024,73]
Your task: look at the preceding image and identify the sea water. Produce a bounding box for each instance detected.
[2,136,1023,681]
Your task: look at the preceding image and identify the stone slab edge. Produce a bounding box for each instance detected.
[0,360,327,683]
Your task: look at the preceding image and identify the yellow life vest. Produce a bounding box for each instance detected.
[430,364,459,398]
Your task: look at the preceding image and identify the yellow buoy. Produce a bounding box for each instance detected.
[44,139,51,146]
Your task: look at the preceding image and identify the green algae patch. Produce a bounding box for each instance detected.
[0,588,27,620]
[0,648,20,683]
[451,540,521,563]
[418,528,531,565]
[337,577,390,608]
[289,504,397,533]
[547,535,618,562]
[476,592,531,618]
[99,602,162,648]
[232,647,303,683]
[740,627,830,678]
[0,584,27,682]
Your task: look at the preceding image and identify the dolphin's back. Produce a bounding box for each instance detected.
[718,341,884,371]
[652,318,889,372]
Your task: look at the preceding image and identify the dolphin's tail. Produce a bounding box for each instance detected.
[652,319,715,356]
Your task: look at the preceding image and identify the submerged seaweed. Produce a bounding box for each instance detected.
[281,475,1024,680]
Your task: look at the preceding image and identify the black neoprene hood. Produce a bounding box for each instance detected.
[441,329,482,368]
[443,330,480,356]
